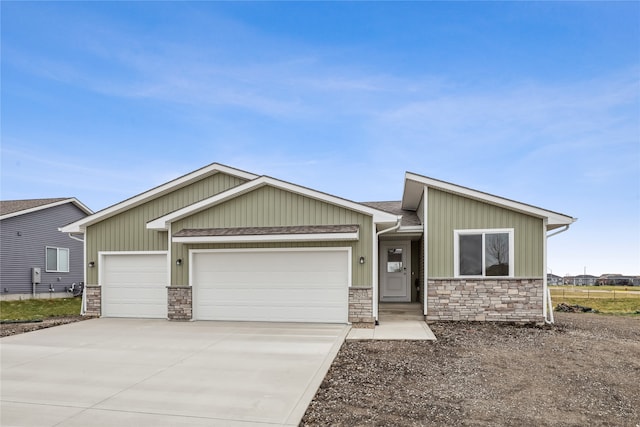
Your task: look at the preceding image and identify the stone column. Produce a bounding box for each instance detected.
[349,287,374,328]
[84,285,101,317]
[167,286,192,321]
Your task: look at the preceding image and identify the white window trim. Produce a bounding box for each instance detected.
[453,228,515,278]
[45,246,70,273]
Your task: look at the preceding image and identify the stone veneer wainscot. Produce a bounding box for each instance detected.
[349,287,374,328]
[84,285,102,317]
[167,286,192,321]
[426,278,544,323]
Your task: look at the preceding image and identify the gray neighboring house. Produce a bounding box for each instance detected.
[0,198,92,300]
[547,274,563,285]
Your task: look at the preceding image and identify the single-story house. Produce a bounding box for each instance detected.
[564,274,598,286]
[60,163,575,325]
[547,273,564,285]
[1,198,92,300]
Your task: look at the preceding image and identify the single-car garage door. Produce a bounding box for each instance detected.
[101,253,168,318]
[192,249,350,323]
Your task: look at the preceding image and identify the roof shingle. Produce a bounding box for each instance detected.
[174,224,360,238]
[0,198,69,216]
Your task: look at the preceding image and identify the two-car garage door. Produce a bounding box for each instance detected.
[192,249,349,323]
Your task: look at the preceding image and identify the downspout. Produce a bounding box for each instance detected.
[68,233,87,315]
[374,217,402,323]
[544,224,572,324]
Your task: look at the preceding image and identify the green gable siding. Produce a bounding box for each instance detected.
[427,188,543,278]
[171,185,373,287]
[86,173,246,284]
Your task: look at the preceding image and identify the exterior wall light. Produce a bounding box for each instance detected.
[359,256,365,264]
[88,261,95,268]
[176,258,182,266]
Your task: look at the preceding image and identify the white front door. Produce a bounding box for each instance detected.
[380,241,411,302]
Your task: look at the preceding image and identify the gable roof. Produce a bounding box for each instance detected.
[402,172,576,230]
[147,175,400,230]
[60,163,258,233]
[0,198,92,221]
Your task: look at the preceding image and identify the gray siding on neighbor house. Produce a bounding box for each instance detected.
[0,203,88,296]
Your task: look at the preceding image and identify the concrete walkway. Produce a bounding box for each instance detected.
[346,320,436,340]
[347,302,437,340]
[1,318,349,427]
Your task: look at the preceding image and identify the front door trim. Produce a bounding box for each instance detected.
[379,240,411,302]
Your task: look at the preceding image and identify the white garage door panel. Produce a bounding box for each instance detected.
[193,250,349,323]
[102,254,168,318]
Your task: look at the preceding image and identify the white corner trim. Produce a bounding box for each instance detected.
[60,163,258,233]
[403,172,575,226]
[148,176,399,230]
[173,230,360,244]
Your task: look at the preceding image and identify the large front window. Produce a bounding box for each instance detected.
[454,229,514,277]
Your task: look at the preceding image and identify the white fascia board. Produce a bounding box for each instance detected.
[147,178,266,230]
[2,198,92,222]
[403,172,575,226]
[60,163,258,233]
[173,231,359,244]
[148,176,399,230]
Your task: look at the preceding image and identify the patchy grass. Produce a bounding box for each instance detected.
[550,286,640,300]
[550,285,640,292]
[0,298,82,321]
[552,297,640,315]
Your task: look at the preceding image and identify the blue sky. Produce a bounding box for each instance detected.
[2,1,638,276]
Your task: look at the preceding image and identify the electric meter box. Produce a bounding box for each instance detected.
[32,267,41,284]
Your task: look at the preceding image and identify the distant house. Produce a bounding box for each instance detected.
[597,274,640,286]
[0,198,92,300]
[547,274,563,285]
[566,275,598,286]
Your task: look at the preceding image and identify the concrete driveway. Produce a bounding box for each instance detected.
[1,318,349,426]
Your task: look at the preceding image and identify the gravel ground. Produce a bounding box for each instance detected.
[301,313,640,427]
[2,313,637,426]
[0,315,89,337]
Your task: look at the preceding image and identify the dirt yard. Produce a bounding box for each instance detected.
[0,315,88,337]
[302,313,640,427]
[2,313,638,426]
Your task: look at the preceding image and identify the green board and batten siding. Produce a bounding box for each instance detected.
[171,185,373,287]
[427,188,544,278]
[86,173,247,284]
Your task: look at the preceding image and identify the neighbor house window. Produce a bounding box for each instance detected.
[46,247,69,272]
[454,229,514,277]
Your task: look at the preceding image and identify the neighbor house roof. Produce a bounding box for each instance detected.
[402,172,576,230]
[0,198,93,221]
